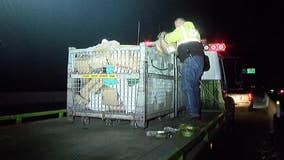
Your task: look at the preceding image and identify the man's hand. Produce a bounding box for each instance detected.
[158,31,167,39]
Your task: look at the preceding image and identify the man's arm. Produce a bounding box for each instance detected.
[165,28,180,43]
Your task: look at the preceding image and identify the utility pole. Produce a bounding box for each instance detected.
[137,20,140,45]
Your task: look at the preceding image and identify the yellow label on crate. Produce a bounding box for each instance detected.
[82,74,117,79]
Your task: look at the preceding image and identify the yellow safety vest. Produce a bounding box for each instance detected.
[165,21,201,46]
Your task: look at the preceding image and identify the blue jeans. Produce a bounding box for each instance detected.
[181,55,204,116]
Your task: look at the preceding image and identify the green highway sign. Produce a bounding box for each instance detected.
[242,68,256,74]
[246,68,255,74]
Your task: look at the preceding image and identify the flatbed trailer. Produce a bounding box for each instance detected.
[0,42,235,160]
[0,110,225,160]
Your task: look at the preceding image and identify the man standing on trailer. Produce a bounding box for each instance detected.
[163,18,205,119]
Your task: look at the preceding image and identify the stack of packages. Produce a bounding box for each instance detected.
[73,39,139,113]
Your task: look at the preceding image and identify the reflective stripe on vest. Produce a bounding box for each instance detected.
[177,26,199,46]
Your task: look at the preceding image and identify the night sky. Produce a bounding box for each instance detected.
[0,0,282,91]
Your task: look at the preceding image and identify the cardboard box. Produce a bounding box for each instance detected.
[80,79,102,100]
[75,58,90,73]
[102,87,119,106]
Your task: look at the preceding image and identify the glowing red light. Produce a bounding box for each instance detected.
[210,44,217,50]
[204,45,209,50]
[276,89,284,95]
[208,43,226,52]
[218,43,226,51]
[144,39,152,47]
[248,93,253,101]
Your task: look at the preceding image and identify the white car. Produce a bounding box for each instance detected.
[226,88,253,108]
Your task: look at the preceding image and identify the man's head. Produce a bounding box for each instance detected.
[174,18,185,28]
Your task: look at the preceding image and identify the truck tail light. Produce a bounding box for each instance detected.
[278,89,284,95]
[207,43,226,52]
[248,93,253,101]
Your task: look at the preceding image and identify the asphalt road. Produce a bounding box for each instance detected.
[197,106,281,160]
